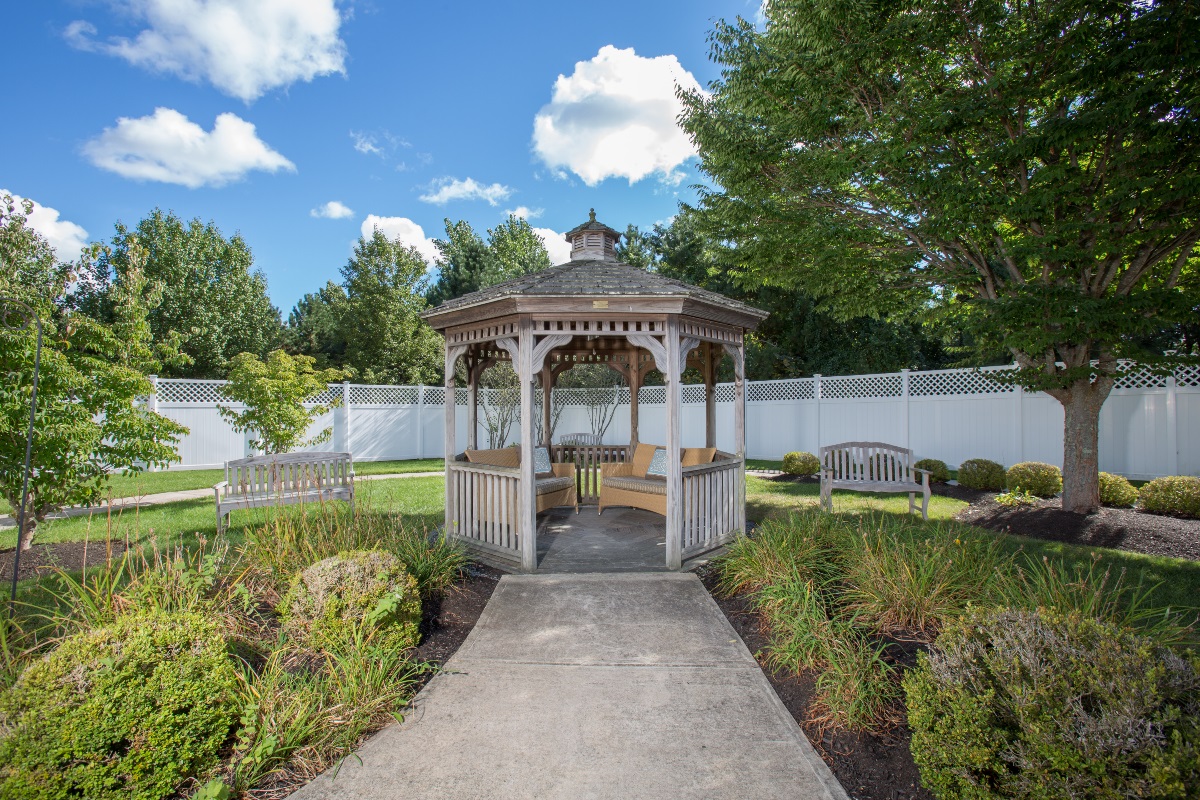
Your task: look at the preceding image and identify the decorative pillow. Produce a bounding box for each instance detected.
[533,446,553,477]
[645,447,669,480]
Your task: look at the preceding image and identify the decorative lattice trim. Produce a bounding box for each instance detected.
[909,368,1015,397]
[155,378,228,403]
[1112,363,1168,390]
[747,379,813,402]
[1175,364,1200,388]
[820,374,902,399]
[349,385,419,405]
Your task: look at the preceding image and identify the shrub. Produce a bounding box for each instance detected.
[904,607,1200,800]
[914,458,951,484]
[995,489,1038,507]
[280,550,421,651]
[1005,461,1062,497]
[956,458,1005,491]
[1099,472,1139,508]
[714,512,848,597]
[0,611,239,800]
[1140,476,1200,518]
[782,451,820,476]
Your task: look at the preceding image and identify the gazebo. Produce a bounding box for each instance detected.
[422,210,768,571]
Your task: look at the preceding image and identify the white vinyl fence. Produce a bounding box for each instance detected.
[148,362,1199,480]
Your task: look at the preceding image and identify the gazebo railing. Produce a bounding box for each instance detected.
[681,454,745,559]
[551,444,630,504]
[446,461,522,562]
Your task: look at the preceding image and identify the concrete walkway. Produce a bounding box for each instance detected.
[0,472,442,529]
[291,573,847,800]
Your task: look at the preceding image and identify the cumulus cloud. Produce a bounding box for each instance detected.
[311,200,353,219]
[532,45,705,186]
[82,108,295,188]
[65,0,346,102]
[419,177,513,206]
[532,227,572,265]
[505,206,543,220]
[361,214,438,264]
[1,190,90,259]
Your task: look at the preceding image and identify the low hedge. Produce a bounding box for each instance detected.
[905,607,1200,799]
[913,458,951,484]
[1005,461,1062,498]
[1139,476,1200,518]
[782,451,820,477]
[0,611,239,800]
[956,459,1005,491]
[1099,472,1139,508]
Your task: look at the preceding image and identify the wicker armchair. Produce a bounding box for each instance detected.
[464,447,578,513]
[598,443,717,516]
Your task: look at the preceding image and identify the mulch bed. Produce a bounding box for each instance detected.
[412,563,501,679]
[698,568,932,800]
[0,539,130,583]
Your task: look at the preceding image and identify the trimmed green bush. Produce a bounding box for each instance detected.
[904,608,1200,800]
[1140,476,1200,518]
[782,451,820,476]
[914,458,951,484]
[1005,461,1062,498]
[0,611,239,800]
[1099,472,1139,508]
[281,550,421,651]
[956,458,1005,491]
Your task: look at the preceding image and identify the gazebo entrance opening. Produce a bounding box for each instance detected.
[422,211,768,572]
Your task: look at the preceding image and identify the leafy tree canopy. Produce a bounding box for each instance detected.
[488,215,552,281]
[426,219,500,306]
[681,0,1200,512]
[282,281,348,370]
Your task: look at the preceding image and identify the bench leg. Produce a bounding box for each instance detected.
[921,484,930,521]
[909,492,916,516]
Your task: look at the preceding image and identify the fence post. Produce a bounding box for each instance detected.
[901,369,911,453]
[341,381,352,455]
[813,374,822,455]
[146,375,158,471]
[416,385,425,459]
[1166,373,1178,476]
[1013,380,1025,466]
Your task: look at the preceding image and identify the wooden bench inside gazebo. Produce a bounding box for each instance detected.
[421,210,768,572]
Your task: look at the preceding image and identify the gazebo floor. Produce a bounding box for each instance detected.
[536,505,668,573]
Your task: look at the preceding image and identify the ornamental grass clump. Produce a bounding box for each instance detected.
[956,458,1005,491]
[782,451,820,476]
[904,607,1200,800]
[1139,476,1200,518]
[913,458,950,484]
[0,610,240,800]
[1099,471,1139,508]
[280,550,421,652]
[1005,461,1063,497]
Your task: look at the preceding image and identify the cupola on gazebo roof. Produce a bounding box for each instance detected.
[422,210,767,572]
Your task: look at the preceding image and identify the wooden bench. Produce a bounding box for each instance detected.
[214,452,354,533]
[819,441,931,520]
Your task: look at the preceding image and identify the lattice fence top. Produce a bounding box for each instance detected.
[1113,363,1169,390]
[350,385,419,405]
[1176,364,1200,388]
[909,368,1015,397]
[747,379,813,402]
[821,373,903,399]
[155,379,228,404]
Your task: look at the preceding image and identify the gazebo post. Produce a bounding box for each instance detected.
[517,316,538,571]
[665,318,683,570]
[728,341,748,535]
[466,355,479,451]
[628,351,641,449]
[540,365,553,446]
[443,345,465,540]
[703,342,717,449]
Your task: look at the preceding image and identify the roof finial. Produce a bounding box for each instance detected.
[589,208,596,222]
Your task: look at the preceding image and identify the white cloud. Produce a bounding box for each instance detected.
[311,200,353,219]
[532,45,705,186]
[532,227,572,265]
[505,206,544,220]
[66,0,346,102]
[361,214,438,264]
[350,131,383,156]
[1,190,90,259]
[419,177,513,206]
[82,108,295,188]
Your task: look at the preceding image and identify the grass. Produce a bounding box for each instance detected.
[746,474,967,522]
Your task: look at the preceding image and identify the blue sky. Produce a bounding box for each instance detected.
[2,0,761,315]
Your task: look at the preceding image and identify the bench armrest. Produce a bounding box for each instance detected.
[913,467,931,476]
[601,462,634,479]
[213,480,228,494]
[551,462,575,478]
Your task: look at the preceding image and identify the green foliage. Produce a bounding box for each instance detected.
[280,550,421,652]
[1006,462,1063,498]
[1099,472,1139,508]
[1140,477,1200,519]
[282,281,348,369]
[218,349,346,454]
[0,610,240,800]
[782,451,820,476]
[957,459,1006,492]
[0,201,186,548]
[83,209,280,378]
[488,214,552,281]
[914,459,951,484]
[340,229,442,385]
[995,490,1039,507]
[426,218,501,306]
[904,608,1200,800]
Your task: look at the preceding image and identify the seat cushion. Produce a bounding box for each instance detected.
[681,447,716,467]
[535,476,575,495]
[603,475,668,496]
[630,443,659,478]
[465,448,520,468]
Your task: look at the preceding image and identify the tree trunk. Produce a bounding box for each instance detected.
[1051,377,1114,515]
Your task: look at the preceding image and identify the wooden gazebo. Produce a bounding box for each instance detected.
[422,210,768,571]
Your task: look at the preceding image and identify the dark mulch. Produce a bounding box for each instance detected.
[952,493,1200,563]
[410,563,501,689]
[0,539,130,583]
[699,569,932,800]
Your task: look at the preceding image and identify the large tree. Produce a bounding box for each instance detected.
[426,219,500,306]
[340,230,442,385]
[681,0,1200,513]
[282,280,348,369]
[488,215,552,281]
[84,209,281,378]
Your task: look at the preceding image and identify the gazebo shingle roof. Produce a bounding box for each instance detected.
[422,259,768,321]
